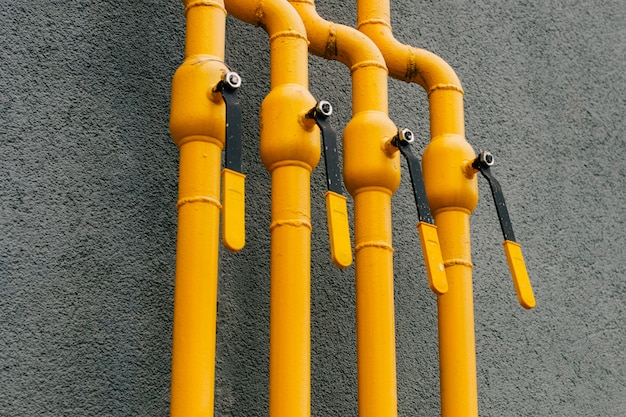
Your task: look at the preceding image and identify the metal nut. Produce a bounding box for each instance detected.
[480,151,495,167]
[400,128,414,143]
[225,72,241,89]
[317,100,333,117]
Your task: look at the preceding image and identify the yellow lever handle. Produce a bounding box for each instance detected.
[417,222,448,295]
[221,168,246,252]
[503,240,536,309]
[325,191,353,269]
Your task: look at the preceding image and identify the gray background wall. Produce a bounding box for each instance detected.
[1,0,624,416]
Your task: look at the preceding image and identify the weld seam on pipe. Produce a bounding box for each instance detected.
[432,205,473,215]
[356,18,391,30]
[355,240,395,253]
[350,59,388,74]
[184,0,227,16]
[176,196,222,210]
[427,83,465,96]
[267,160,314,173]
[405,47,419,81]
[443,258,474,269]
[324,24,338,58]
[269,29,309,43]
[269,219,313,231]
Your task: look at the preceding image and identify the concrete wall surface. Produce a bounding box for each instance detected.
[1,0,624,416]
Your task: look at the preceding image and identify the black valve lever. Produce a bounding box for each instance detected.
[472,150,536,309]
[306,101,342,194]
[472,151,515,241]
[306,101,352,269]
[391,129,434,225]
[215,71,243,173]
[215,71,245,252]
[391,129,447,295]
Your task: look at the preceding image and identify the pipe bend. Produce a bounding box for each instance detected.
[182,0,226,15]
[288,0,386,72]
[358,22,463,95]
[225,0,306,39]
[225,0,310,87]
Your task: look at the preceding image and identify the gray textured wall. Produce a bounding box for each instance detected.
[1,0,624,416]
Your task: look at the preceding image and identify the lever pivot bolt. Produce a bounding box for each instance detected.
[391,128,415,147]
[317,100,333,117]
[473,150,495,169]
[401,128,415,143]
[225,71,242,89]
[306,100,333,120]
[480,151,494,166]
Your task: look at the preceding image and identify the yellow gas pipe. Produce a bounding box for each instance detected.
[285,2,401,416]
[357,1,534,416]
[356,2,480,415]
[169,1,238,415]
[223,1,318,417]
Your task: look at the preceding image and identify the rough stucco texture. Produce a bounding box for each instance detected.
[1,0,624,416]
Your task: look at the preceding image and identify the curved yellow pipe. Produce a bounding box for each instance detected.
[356,1,479,416]
[286,2,400,416]
[169,1,230,416]
[224,2,318,417]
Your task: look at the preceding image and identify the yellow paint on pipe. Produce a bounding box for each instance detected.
[258,82,318,417]
[356,1,480,416]
[286,2,400,416]
[224,2,317,416]
[170,140,223,417]
[433,209,478,417]
[182,0,226,58]
[343,110,399,417]
[169,1,230,415]
[269,164,313,417]
[353,189,398,417]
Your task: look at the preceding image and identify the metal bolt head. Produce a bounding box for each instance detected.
[480,151,495,167]
[225,72,241,89]
[317,100,333,117]
[400,128,415,143]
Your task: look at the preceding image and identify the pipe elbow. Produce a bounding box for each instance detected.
[411,47,464,96]
[225,0,309,87]
[289,0,389,114]
[225,0,306,37]
[358,22,463,95]
[289,1,385,69]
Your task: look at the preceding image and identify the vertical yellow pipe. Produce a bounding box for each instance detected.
[356,1,479,416]
[353,189,397,417]
[224,2,317,416]
[285,2,400,416]
[169,1,228,416]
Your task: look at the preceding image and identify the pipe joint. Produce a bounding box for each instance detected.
[422,134,478,215]
[170,56,230,148]
[343,111,400,196]
[182,0,227,16]
[260,83,321,173]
